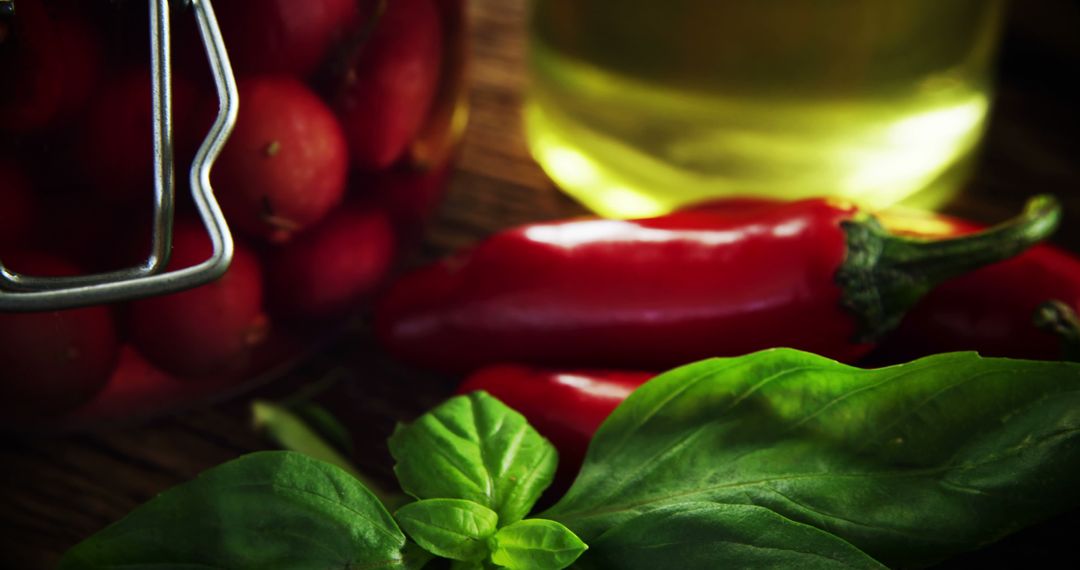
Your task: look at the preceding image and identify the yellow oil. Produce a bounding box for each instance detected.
[526,0,1007,218]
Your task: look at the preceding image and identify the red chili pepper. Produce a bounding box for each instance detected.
[376,196,1060,373]
[457,365,653,481]
[870,210,1080,362]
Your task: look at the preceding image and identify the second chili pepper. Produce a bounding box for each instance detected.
[376,196,1061,373]
[869,210,1080,362]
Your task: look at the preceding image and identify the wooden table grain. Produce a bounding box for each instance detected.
[2,0,1079,567]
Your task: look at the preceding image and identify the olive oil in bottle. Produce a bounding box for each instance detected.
[526,0,1006,218]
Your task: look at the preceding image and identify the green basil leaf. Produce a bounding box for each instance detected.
[60,451,409,569]
[543,349,1080,568]
[489,519,587,570]
[396,498,499,561]
[584,502,884,569]
[389,391,558,524]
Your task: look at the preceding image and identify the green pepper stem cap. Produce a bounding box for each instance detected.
[837,194,1062,342]
[1034,299,1080,362]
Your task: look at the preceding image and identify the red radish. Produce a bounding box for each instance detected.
[128,221,269,377]
[333,0,443,170]
[267,201,396,319]
[0,0,64,133]
[364,160,453,239]
[404,0,468,170]
[0,158,35,247]
[0,253,119,416]
[77,69,200,204]
[214,0,363,77]
[212,76,348,243]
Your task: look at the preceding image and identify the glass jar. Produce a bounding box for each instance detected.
[526,0,1007,218]
[0,0,468,427]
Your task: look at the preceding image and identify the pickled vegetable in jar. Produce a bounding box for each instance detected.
[0,0,468,426]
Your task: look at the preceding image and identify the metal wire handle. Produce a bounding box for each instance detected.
[0,0,237,312]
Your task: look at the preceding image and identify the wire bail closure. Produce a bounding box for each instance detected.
[0,0,238,312]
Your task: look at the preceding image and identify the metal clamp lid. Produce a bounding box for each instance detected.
[0,0,238,312]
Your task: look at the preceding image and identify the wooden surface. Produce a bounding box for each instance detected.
[2,0,1079,567]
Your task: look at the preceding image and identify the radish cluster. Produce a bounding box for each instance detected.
[0,0,462,421]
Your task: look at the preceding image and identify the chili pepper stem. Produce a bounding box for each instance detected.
[837,194,1062,342]
[1034,300,1080,362]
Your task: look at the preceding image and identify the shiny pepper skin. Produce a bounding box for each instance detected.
[379,199,862,373]
[376,196,1060,374]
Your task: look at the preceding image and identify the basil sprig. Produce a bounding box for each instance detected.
[61,391,585,570]
[389,391,582,569]
[389,390,558,526]
[60,350,1080,569]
